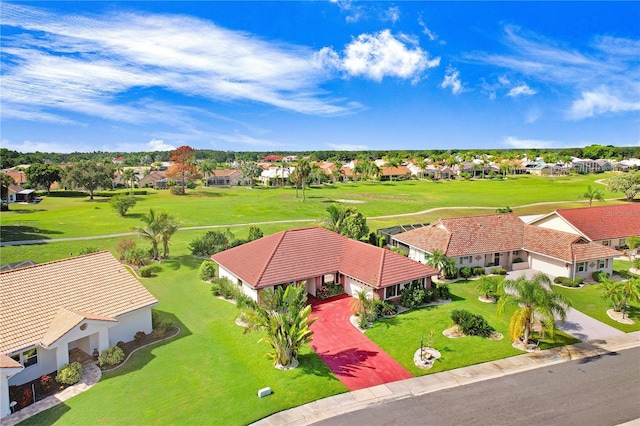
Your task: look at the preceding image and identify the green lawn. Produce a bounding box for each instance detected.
[0,173,617,242]
[552,283,640,333]
[20,246,347,425]
[366,280,580,376]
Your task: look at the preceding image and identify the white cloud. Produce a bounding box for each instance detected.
[503,136,557,149]
[466,25,640,119]
[147,138,176,152]
[383,7,400,25]
[417,15,438,42]
[440,67,463,95]
[328,143,370,151]
[317,30,440,83]
[507,84,536,97]
[331,0,368,23]
[0,3,357,127]
[569,87,640,119]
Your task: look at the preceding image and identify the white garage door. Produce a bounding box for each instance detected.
[530,254,567,278]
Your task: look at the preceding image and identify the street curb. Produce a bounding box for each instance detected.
[252,331,640,425]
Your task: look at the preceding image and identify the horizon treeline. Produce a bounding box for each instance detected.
[1,144,639,169]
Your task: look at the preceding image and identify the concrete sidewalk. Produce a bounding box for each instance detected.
[253,331,640,426]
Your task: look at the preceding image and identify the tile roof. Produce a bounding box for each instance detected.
[554,204,640,241]
[211,227,438,289]
[0,354,22,369]
[394,213,525,257]
[40,308,117,348]
[523,225,583,261]
[0,251,158,354]
[210,169,242,177]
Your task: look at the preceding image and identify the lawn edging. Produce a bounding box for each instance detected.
[101,326,181,373]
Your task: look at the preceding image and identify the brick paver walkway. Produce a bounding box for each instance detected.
[310,294,413,391]
[2,360,101,426]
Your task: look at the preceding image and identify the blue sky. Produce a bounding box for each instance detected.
[1,1,639,153]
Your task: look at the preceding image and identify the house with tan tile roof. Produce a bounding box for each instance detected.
[205,169,248,187]
[529,204,640,250]
[211,227,438,302]
[392,213,621,280]
[0,251,157,418]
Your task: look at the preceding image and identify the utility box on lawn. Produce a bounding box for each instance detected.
[257,387,272,398]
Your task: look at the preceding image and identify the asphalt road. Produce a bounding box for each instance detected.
[313,347,640,426]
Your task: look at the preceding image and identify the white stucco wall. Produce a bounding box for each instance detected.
[533,215,581,235]
[217,265,258,301]
[8,348,57,386]
[110,307,153,346]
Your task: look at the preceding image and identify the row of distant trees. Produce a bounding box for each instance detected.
[3,144,640,169]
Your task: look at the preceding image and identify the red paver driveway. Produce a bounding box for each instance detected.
[309,294,413,391]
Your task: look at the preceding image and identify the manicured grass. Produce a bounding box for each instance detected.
[366,280,580,376]
[20,248,347,425]
[0,173,617,242]
[552,284,640,333]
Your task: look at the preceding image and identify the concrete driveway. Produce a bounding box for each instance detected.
[503,269,624,341]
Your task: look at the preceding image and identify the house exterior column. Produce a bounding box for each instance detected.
[98,329,110,352]
[56,345,70,369]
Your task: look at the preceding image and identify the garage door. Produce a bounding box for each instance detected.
[530,254,567,277]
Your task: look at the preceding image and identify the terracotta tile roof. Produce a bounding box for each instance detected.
[571,242,623,262]
[0,353,22,369]
[380,166,411,176]
[394,213,525,257]
[211,227,438,289]
[0,251,158,354]
[210,169,242,177]
[40,308,117,348]
[523,225,584,261]
[554,204,640,241]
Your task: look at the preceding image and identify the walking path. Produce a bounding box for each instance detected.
[254,331,640,426]
[309,295,413,391]
[0,198,617,247]
[2,360,101,426]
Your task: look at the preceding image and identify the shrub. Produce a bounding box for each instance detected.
[47,190,87,197]
[575,277,585,285]
[390,247,409,256]
[459,266,473,279]
[561,279,580,288]
[134,331,147,344]
[316,283,344,300]
[236,293,258,311]
[116,341,127,353]
[56,362,82,385]
[400,282,425,309]
[472,266,486,276]
[553,276,566,284]
[513,257,524,263]
[116,238,136,260]
[35,374,55,395]
[635,258,640,269]
[593,271,609,283]
[138,265,155,278]
[491,268,507,275]
[210,277,242,300]
[436,283,450,300]
[424,287,438,303]
[124,248,150,266]
[9,385,33,409]
[110,194,137,216]
[170,186,185,195]
[189,230,233,256]
[79,247,100,255]
[199,260,217,281]
[444,268,458,279]
[98,345,125,367]
[451,309,492,337]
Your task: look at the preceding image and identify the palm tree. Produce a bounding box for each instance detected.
[123,169,137,194]
[626,236,640,261]
[199,160,215,187]
[243,284,316,368]
[157,211,181,258]
[600,278,624,313]
[351,289,374,328]
[135,209,163,261]
[322,204,349,232]
[497,273,571,345]
[581,185,605,207]
[475,276,501,301]
[496,206,513,213]
[616,278,640,319]
[296,158,311,201]
[241,161,262,187]
[425,249,457,279]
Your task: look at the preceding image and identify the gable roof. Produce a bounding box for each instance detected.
[0,251,157,354]
[552,204,640,241]
[211,227,438,289]
[394,213,525,257]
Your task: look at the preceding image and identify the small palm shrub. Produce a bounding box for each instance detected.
[124,248,150,267]
[459,266,473,279]
[450,308,493,337]
[593,271,609,282]
[436,283,451,300]
[56,362,83,385]
[98,345,125,367]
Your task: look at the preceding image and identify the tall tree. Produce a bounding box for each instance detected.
[322,204,369,240]
[241,161,262,187]
[135,209,163,260]
[296,158,311,201]
[475,276,501,301]
[63,160,114,200]
[25,163,62,194]
[198,160,216,187]
[122,169,137,194]
[157,211,181,258]
[608,172,640,202]
[166,146,201,195]
[243,284,316,368]
[497,273,571,345]
[581,185,605,206]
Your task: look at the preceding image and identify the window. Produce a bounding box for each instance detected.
[598,259,607,269]
[602,240,610,247]
[11,348,38,368]
[460,256,472,264]
[323,274,336,285]
[620,239,626,247]
[385,284,402,299]
[577,262,586,272]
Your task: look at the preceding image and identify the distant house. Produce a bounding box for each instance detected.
[379,165,412,181]
[526,162,553,176]
[0,252,158,419]
[260,166,293,186]
[392,213,620,280]
[112,157,125,165]
[6,184,35,203]
[206,169,246,186]
[594,159,614,172]
[2,170,27,185]
[211,227,438,302]
[262,155,283,163]
[529,204,640,250]
[138,171,166,188]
